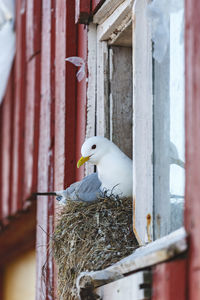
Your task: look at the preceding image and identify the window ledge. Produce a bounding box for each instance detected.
[77,227,187,293]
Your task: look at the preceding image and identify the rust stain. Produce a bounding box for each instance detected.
[146,213,152,243]
[133,196,142,245]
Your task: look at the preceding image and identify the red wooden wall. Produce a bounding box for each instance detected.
[0,0,87,299]
[185,0,200,299]
[0,0,200,299]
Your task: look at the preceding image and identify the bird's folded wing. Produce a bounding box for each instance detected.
[56,173,102,203]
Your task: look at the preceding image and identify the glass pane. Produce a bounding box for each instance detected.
[153,3,185,239]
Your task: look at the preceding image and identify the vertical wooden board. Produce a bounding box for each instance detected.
[132,0,153,245]
[23,0,42,201]
[96,38,109,138]
[1,77,12,219]
[75,0,91,24]
[153,53,170,239]
[185,1,200,299]
[85,23,97,176]
[109,46,133,159]
[76,24,88,181]
[64,0,77,186]
[152,259,186,300]
[11,0,26,214]
[36,1,53,299]
[92,0,106,13]
[54,0,66,190]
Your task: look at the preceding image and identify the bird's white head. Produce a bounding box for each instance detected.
[77,136,113,168]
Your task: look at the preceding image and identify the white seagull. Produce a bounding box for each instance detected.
[36,136,133,203]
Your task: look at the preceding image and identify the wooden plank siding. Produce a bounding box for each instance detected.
[23,0,42,202]
[152,259,187,300]
[0,71,14,221]
[185,0,200,299]
[11,0,27,215]
[75,0,91,24]
[35,0,55,299]
[76,24,88,181]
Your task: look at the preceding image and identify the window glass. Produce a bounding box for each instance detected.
[153,2,185,239]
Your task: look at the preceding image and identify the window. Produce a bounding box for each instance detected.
[152,2,185,239]
[86,0,133,175]
[88,0,185,246]
[133,0,185,244]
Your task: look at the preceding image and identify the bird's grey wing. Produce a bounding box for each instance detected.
[56,173,102,203]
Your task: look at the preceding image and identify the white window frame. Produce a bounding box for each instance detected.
[87,0,184,247]
[87,0,153,246]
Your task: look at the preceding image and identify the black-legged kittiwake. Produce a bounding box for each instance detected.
[35,136,133,203]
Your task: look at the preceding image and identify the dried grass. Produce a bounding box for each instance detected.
[53,195,138,300]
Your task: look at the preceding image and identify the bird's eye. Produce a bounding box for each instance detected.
[91,144,96,149]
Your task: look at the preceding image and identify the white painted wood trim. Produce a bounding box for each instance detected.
[85,24,97,176]
[93,0,125,25]
[77,227,187,290]
[97,0,133,42]
[132,0,153,245]
[96,271,151,300]
[96,35,109,137]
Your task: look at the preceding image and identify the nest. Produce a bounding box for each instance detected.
[53,195,138,300]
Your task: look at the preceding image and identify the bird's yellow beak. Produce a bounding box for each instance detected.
[77,156,90,168]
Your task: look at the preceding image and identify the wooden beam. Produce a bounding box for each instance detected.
[185,0,200,299]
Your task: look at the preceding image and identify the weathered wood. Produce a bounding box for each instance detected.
[93,0,124,25]
[76,24,88,181]
[97,0,133,42]
[109,46,132,159]
[109,20,132,46]
[152,259,186,300]
[95,271,151,300]
[11,0,26,214]
[77,228,187,288]
[1,74,13,219]
[36,1,55,299]
[185,0,200,299]
[85,23,96,176]
[54,0,77,189]
[92,0,106,14]
[75,0,91,24]
[96,38,109,138]
[132,0,153,245]
[54,0,67,190]
[64,0,77,186]
[153,52,170,239]
[23,0,41,201]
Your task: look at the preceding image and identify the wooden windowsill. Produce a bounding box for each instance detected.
[77,227,187,294]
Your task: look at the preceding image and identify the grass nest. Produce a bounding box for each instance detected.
[53,195,138,300]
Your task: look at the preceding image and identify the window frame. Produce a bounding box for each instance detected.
[87,0,185,246]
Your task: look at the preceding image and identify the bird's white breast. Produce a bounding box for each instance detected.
[97,151,133,197]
